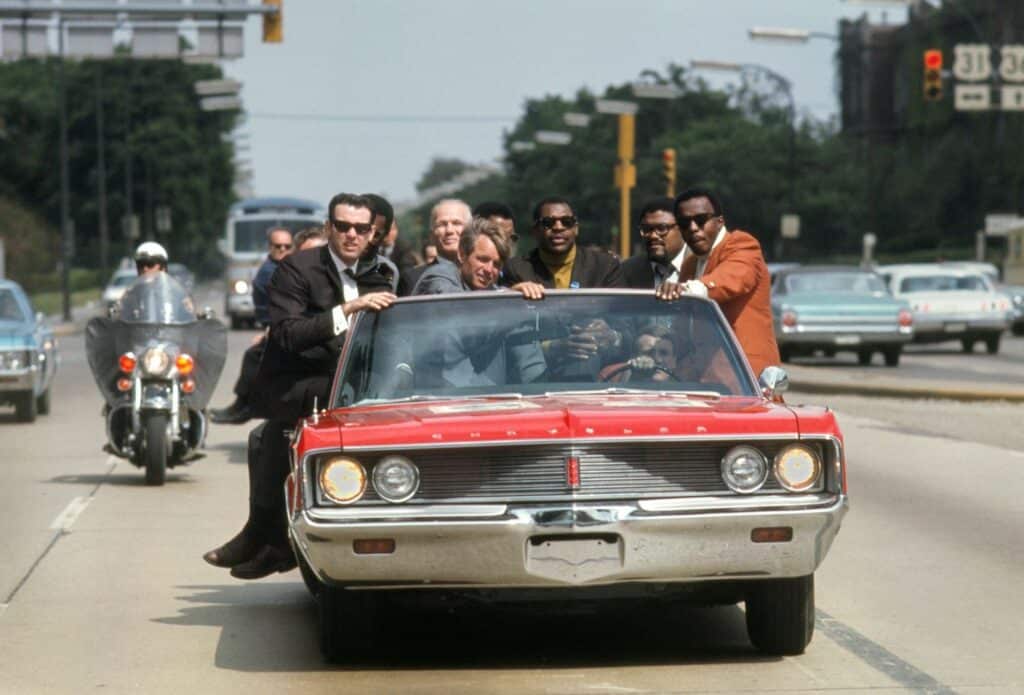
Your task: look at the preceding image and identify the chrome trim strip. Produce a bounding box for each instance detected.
[307,503,508,521]
[338,432,802,452]
[638,492,840,513]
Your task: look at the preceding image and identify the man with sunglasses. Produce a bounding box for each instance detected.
[504,197,624,289]
[622,197,686,289]
[656,187,779,377]
[211,227,294,424]
[204,193,398,580]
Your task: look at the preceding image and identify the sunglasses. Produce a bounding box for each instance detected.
[270,243,293,250]
[639,222,678,237]
[331,220,374,235]
[538,215,577,230]
[677,213,719,229]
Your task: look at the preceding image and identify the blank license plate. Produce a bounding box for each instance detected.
[834,335,861,345]
[526,536,623,584]
[945,323,967,333]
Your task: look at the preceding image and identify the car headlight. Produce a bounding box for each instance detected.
[320,456,366,504]
[720,445,768,494]
[372,455,420,503]
[232,280,250,295]
[773,444,822,492]
[141,347,171,377]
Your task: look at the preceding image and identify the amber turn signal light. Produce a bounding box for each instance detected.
[118,352,137,373]
[176,353,194,375]
[181,378,196,394]
[353,539,395,555]
[116,377,132,392]
[751,527,793,543]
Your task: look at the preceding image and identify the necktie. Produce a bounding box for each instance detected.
[653,262,671,288]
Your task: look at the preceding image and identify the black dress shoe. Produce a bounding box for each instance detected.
[210,401,253,425]
[203,524,261,568]
[230,544,298,580]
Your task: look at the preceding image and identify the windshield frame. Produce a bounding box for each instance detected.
[330,289,760,408]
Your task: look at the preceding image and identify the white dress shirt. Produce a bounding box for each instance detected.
[328,247,360,336]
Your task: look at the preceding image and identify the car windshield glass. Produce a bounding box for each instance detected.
[335,292,756,407]
[117,273,196,324]
[111,273,136,288]
[785,272,886,294]
[0,288,26,322]
[233,218,319,253]
[900,274,989,293]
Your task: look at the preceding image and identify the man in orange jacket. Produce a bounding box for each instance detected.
[656,187,780,377]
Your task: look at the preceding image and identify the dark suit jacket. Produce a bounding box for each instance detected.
[621,255,657,289]
[503,245,626,289]
[256,245,396,421]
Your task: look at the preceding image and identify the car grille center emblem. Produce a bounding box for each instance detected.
[566,455,580,490]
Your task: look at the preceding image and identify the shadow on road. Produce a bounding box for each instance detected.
[205,440,248,465]
[48,471,201,487]
[156,582,773,672]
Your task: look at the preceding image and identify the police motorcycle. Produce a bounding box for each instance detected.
[85,257,227,485]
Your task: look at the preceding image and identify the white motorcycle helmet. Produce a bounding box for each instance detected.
[134,241,169,273]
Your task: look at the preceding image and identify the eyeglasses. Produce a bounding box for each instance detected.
[538,215,577,230]
[331,220,374,235]
[639,222,678,237]
[270,243,293,250]
[677,213,719,229]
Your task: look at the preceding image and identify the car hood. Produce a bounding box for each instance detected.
[776,291,904,315]
[302,393,807,450]
[0,324,35,348]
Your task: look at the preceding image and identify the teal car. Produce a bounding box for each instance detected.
[772,266,913,367]
[0,280,58,421]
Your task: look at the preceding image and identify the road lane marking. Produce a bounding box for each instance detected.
[49,496,92,531]
[816,610,957,694]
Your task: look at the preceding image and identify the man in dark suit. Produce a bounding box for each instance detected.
[621,197,686,290]
[203,193,398,579]
[503,196,625,289]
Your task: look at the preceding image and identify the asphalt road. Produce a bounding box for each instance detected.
[0,319,1022,693]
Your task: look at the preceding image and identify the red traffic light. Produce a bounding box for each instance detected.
[924,49,942,70]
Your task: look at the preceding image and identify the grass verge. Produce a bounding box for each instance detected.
[31,288,100,317]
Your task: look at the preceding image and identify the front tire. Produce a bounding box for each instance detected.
[15,390,37,423]
[857,350,872,366]
[961,338,975,353]
[142,413,169,486]
[318,586,377,664]
[745,574,815,656]
[883,347,901,367]
[985,333,1001,354]
[36,388,51,415]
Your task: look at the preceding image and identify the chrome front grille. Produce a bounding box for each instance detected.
[320,441,812,506]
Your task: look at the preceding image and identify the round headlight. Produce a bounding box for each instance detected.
[774,444,822,492]
[320,456,366,504]
[141,347,170,376]
[721,445,768,494]
[233,280,249,295]
[372,455,420,503]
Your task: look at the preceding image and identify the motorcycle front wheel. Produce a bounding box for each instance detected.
[142,412,169,486]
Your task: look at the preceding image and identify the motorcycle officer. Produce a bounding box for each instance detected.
[134,241,169,276]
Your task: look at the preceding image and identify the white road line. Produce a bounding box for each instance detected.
[49,496,93,531]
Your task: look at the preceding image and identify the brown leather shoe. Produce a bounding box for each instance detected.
[229,544,298,580]
[202,524,260,568]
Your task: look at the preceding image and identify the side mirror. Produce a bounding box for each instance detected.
[759,365,789,400]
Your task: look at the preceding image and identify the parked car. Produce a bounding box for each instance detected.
[101,269,138,311]
[877,264,1010,353]
[996,283,1024,335]
[771,265,913,366]
[0,280,58,422]
[285,291,848,661]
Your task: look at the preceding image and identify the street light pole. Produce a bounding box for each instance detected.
[57,16,72,322]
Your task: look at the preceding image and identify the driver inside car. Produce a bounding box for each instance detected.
[598,323,677,383]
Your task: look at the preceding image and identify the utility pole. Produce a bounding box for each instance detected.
[57,17,71,322]
[95,67,109,276]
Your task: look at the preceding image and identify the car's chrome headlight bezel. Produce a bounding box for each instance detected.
[720,445,769,494]
[773,444,823,492]
[319,456,367,505]
[372,455,420,503]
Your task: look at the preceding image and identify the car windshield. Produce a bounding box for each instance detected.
[0,288,27,322]
[233,218,319,253]
[784,272,886,294]
[110,273,136,288]
[335,292,756,407]
[117,273,196,324]
[900,274,990,293]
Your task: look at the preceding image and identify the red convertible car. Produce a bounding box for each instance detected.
[284,291,848,661]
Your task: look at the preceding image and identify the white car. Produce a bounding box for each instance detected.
[101,269,138,311]
[878,264,1010,354]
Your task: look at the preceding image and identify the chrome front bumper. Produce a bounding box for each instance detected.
[226,294,254,317]
[912,313,1007,337]
[289,495,847,589]
[0,369,37,394]
[778,327,911,347]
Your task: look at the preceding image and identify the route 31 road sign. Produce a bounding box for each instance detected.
[954,44,992,81]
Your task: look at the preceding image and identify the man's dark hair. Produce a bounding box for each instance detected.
[674,187,723,217]
[638,196,676,222]
[473,201,514,220]
[532,196,574,222]
[326,193,372,223]
[362,193,395,231]
[293,225,326,249]
[459,217,510,266]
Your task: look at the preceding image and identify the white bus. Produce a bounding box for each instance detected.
[220,196,325,329]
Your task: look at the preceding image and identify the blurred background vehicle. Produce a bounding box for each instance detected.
[878,263,1010,354]
[0,279,58,422]
[999,284,1024,335]
[771,265,912,366]
[167,263,195,293]
[101,268,138,312]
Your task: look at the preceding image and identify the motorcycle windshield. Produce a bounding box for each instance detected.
[86,275,228,409]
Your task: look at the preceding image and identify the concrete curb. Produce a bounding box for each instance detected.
[788,377,1024,403]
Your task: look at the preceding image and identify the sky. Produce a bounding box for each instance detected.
[225,0,909,208]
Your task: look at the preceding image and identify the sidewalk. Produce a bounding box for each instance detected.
[49,299,101,337]
[784,363,1024,403]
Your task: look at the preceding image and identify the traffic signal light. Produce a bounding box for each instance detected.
[662,148,676,197]
[262,0,283,43]
[923,49,943,101]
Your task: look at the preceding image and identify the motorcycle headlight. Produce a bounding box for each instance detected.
[720,445,768,494]
[141,347,171,377]
[773,444,823,492]
[320,456,366,504]
[232,280,250,295]
[372,456,420,503]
